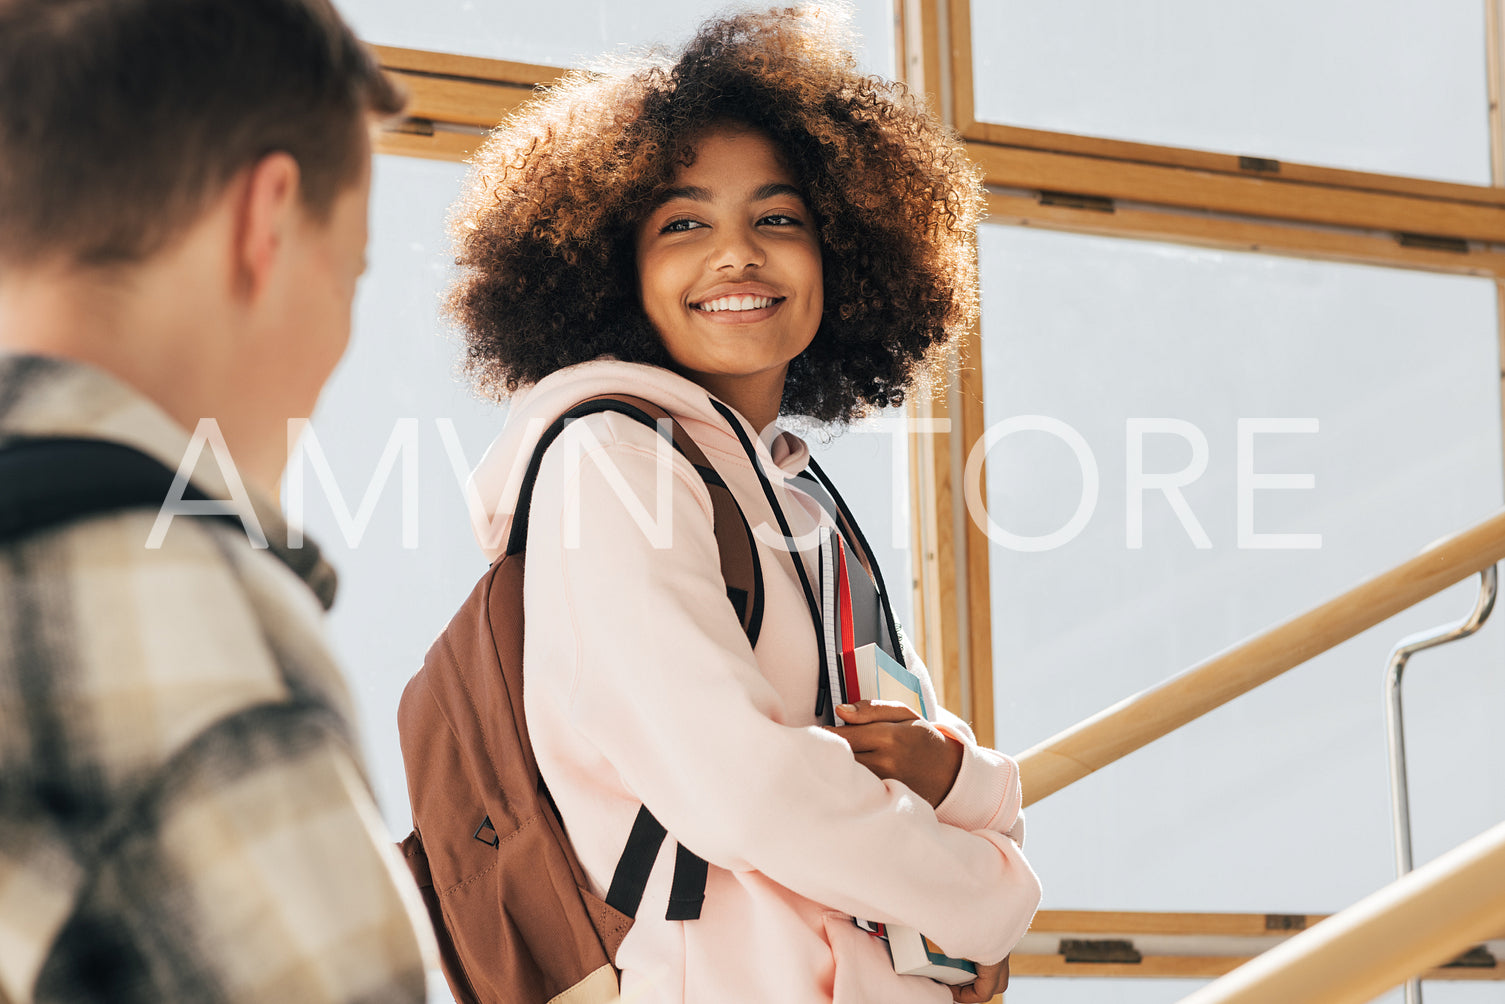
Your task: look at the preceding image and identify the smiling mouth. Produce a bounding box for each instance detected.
[691,294,784,313]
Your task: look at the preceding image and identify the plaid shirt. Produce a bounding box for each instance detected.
[0,355,430,1003]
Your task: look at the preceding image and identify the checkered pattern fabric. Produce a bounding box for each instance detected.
[0,355,430,1003]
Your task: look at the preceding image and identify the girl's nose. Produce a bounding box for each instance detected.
[709,227,765,272]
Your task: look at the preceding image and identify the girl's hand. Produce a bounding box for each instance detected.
[823,700,964,807]
[951,957,1009,1002]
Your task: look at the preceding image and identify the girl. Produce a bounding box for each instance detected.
[447,8,1040,1002]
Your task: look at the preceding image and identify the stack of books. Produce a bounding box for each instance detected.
[817,528,978,988]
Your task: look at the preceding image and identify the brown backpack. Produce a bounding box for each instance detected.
[397,395,764,1004]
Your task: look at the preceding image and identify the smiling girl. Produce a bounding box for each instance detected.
[444,8,1040,1003]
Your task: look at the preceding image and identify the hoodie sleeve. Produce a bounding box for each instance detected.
[525,417,1040,965]
[897,636,1027,842]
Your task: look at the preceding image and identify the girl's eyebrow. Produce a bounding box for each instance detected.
[650,181,806,209]
[654,184,713,207]
[752,182,805,202]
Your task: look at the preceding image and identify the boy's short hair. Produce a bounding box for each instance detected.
[446,6,984,424]
[0,0,405,267]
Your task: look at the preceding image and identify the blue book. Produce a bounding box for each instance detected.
[852,643,928,719]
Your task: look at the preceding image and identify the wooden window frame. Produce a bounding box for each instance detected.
[363,2,1505,968]
[368,0,1505,752]
[944,0,1505,206]
[904,0,1505,752]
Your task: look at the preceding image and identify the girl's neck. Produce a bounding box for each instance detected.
[684,366,786,435]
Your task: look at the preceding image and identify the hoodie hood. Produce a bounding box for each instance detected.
[466,360,811,562]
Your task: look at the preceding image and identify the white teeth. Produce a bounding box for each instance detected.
[696,295,776,312]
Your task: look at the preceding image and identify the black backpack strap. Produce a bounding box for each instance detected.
[604,806,668,919]
[666,841,710,921]
[707,399,834,721]
[0,437,225,544]
[0,435,333,606]
[603,805,707,922]
[511,395,765,924]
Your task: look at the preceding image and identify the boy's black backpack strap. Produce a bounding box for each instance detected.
[0,437,224,544]
[510,394,765,923]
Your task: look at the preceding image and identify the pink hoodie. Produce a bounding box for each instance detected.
[468,360,1040,1003]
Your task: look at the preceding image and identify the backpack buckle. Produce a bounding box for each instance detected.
[474,816,500,848]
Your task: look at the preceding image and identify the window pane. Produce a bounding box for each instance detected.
[971,0,1491,185]
[979,225,1504,924]
[338,0,896,76]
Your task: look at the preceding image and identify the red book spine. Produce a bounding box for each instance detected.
[836,538,860,702]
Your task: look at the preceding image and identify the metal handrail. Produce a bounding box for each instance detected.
[1383,565,1497,1004]
[1018,507,1505,807]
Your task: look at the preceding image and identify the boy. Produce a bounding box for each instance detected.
[0,1,430,1000]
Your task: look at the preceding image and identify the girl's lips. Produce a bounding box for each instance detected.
[690,299,784,324]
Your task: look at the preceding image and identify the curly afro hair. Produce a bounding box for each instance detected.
[446,5,983,423]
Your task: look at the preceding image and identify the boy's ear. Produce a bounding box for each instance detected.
[234,151,302,300]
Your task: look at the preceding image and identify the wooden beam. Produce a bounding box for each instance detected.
[900,0,969,709]
[384,70,532,130]
[1013,909,1505,982]
[945,0,976,133]
[373,125,480,163]
[1018,508,1505,805]
[367,43,1505,241]
[1178,820,1505,1002]
[983,191,1505,278]
[372,44,567,165]
[956,320,995,746]
[373,44,564,89]
[1032,910,1328,938]
[904,0,1001,742]
[967,121,1505,209]
[907,0,944,112]
[968,144,1505,243]
[1014,955,1246,980]
[908,384,961,708]
[1012,955,1505,982]
[944,0,1505,206]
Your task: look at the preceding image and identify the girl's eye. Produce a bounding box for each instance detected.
[660,218,704,234]
[760,213,802,226]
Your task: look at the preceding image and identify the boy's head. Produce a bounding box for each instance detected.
[446,6,984,424]
[0,0,403,269]
[0,0,405,492]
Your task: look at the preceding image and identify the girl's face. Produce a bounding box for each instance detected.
[635,124,823,419]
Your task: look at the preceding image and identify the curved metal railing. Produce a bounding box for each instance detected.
[1385,567,1498,1004]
